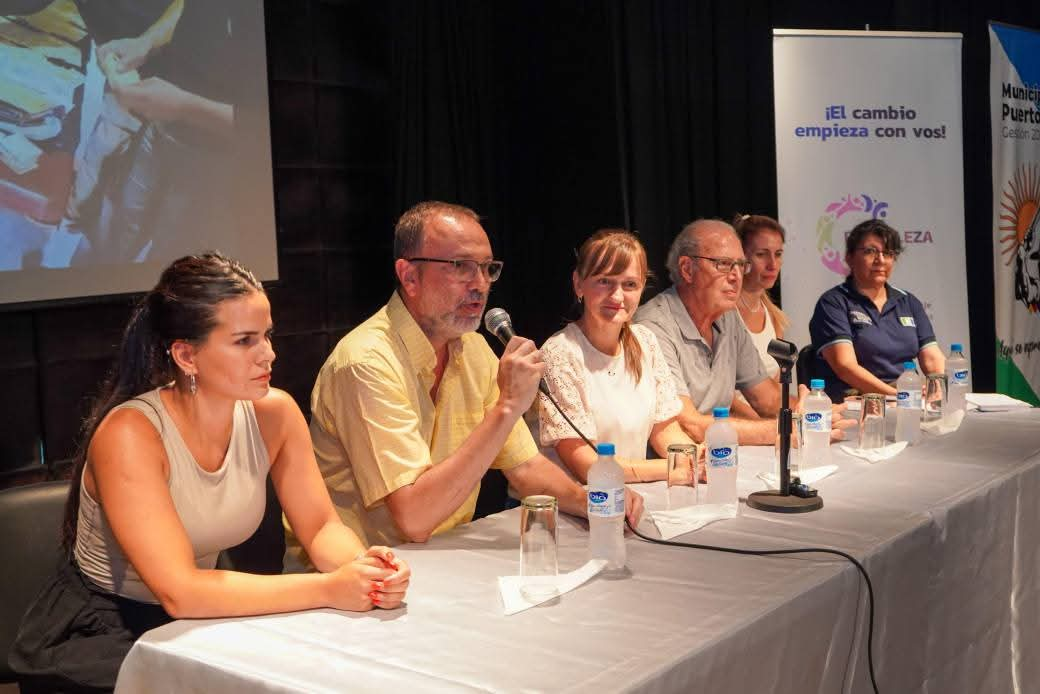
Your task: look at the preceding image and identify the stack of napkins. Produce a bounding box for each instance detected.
[965,393,1034,412]
[840,441,907,463]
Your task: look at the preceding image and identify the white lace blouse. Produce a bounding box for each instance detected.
[538,323,682,466]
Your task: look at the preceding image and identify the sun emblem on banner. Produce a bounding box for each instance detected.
[998,163,1040,313]
[815,194,890,275]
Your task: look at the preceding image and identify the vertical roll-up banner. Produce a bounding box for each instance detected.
[774,30,968,365]
[990,22,1040,405]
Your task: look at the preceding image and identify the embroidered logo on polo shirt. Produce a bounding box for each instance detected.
[899,316,916,327]
[849,310,873,326]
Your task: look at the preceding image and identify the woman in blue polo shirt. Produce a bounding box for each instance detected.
[809,220,946,402]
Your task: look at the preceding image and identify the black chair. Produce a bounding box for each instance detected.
[216,476,284,575]
[796,344,815,390]
[0,480,69,683]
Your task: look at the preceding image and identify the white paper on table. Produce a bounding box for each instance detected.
[965,393,1034,412]
[757,464,837,489]
[650,503,736,541]
[840,441,907,463]
[498,559,607,615]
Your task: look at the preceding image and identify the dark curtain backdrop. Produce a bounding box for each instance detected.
[393,0,1040,398]
[5,1,1040,489]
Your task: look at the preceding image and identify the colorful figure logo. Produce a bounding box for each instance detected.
[998,163,1040,313]
[815,194,890,275]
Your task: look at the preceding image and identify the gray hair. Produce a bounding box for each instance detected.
[666,219,734,284]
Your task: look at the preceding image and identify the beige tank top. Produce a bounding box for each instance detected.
[74,388,271,603]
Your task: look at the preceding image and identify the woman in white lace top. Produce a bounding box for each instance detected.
[538,230,700,483]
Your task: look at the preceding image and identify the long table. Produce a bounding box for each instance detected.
[115,409,1040,693]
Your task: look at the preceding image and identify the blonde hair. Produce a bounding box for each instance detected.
[732,213,790,333]
[574,229,650,382]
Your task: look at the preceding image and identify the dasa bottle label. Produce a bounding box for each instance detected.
[897,390,922,408]
[803,411,832,432]
[588,487,625,518]
[953,369,969,383]
[709,447,736,468]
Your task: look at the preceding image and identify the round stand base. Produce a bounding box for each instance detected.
[746,490,823,514]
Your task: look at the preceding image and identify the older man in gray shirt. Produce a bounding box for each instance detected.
[636,219,800,445]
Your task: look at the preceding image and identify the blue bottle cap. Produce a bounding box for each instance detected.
[810,378,825,390]
[712,407,729,418]
[903,361,916,370]
[596,442,615,455]
[951,343,962,352]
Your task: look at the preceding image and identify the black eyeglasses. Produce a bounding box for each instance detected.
[686,255,751,275]
[406,257,505,282]
[856,247,899,261]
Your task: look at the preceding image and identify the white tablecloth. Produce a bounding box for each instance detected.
[116,409,1040,693]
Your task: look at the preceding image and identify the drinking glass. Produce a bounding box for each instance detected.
[859,394,886,449]
[520,495,559,601]
[924,374,947,422]
[666,444,699,509]
[775,413,802,478]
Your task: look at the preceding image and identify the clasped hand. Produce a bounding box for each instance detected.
[328,546,411,611]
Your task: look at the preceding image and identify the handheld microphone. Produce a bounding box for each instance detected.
[483,307,517,345]
[482,309,554,400]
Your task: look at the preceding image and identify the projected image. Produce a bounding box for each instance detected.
[0,0,276,303]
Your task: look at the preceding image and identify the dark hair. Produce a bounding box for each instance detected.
[574,229,650,382]
[732,213,790,333]
[62,252,263,551]
[732,213,786,244]
[844,219,903,258]
[393,201,480,260]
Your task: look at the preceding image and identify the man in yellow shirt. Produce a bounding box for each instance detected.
[285,201,643,562]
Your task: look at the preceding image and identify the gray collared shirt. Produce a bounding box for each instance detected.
[634,286,768,413]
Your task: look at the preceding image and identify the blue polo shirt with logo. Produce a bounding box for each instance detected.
[809,277,937,401]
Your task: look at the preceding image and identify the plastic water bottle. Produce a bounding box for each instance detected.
[945,343,971,415]
[895,361,923,445]
[802,379,832,469]
[705,407,738,506]
[587,442,625,570]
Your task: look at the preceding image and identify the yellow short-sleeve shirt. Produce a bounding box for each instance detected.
[285,292,537,562]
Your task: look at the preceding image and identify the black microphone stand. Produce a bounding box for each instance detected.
[746,352,823,513]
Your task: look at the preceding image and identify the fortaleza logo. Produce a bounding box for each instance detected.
[814,194,935,276]
[998,163,1040,313]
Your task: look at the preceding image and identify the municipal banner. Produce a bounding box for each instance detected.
[990,22,1040,405]
[774,30,969,369]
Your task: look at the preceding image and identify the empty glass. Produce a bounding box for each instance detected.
[775,413,803,477]
[924,374,947,422]
[520,495,559,601]
[859,394,886,449]
[666,444,699,509]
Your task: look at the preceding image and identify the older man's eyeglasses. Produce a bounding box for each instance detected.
[687,255,751,275]
[856,247,900,261]
[406,257,505,282]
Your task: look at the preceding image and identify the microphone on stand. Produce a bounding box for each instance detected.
[746,338,823,514]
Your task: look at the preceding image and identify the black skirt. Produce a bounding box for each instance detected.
[8,558,171,694]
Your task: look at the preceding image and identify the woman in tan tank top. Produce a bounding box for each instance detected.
[12,253,411,692]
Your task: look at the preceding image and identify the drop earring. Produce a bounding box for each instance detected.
[189,373,197,395]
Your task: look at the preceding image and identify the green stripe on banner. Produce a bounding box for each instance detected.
[995,339,1040,405]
